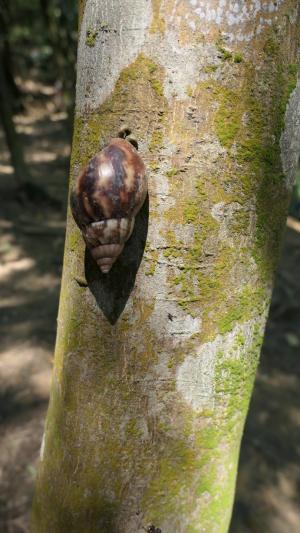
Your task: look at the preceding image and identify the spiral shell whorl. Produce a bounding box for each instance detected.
[71,137,147,273]
[91,243,125,273]
[84,217,134,273]
[84,217,135,246]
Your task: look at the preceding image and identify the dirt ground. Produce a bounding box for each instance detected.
[0,86,300,533]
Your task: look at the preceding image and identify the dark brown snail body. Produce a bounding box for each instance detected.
[71,137,147,273]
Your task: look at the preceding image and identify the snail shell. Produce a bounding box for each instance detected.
[71,137,147,273]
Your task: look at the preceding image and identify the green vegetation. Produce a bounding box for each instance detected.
[234,53,243,63]
[204,64,218,73]
[0,0,77,197]
[165,167,179,177]
[212,48,297,278]
[85,28,98,47]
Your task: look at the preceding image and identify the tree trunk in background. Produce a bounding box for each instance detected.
[0,57,30,185]
[39,0,51,31]
[32,2,300,532]
[0,5,29,184]
[0,0,21,101]
[39,0,77,134]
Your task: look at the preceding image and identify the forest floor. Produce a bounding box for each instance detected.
[0,84,300,533]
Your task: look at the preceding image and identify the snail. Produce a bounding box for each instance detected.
[71,128,147,273]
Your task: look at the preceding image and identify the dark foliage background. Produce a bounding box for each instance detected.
[0,2,299,531]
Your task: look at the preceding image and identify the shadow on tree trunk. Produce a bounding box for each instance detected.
[85,195,149,324]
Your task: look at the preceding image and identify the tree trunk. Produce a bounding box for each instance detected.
[0,56,30,184]
[0,2,22,102]
[32,2,300,532]
[0,4,29,184]
[39,0,51,31]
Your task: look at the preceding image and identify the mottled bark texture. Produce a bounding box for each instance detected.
[32,2,300,532]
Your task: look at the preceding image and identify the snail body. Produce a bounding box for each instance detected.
[71,137,147,273]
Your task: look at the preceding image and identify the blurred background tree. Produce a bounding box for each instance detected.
[1,0,77,110]
[0,0,77,200]
[0,3,78,530]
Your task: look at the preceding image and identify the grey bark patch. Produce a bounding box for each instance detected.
[147,32,220,100]
[76,0,152,113]
[176,338,216,410]
[280,80,300,190]
[186,0,285,41]
[176,320,259,411]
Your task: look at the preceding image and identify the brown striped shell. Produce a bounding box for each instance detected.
[71,138,147,273]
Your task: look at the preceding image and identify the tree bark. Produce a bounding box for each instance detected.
[0,1,22,101]
[0,57,30,184]
[32,1,300,532]
[0,4,29,184]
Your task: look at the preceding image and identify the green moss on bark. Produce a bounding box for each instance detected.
[150,0,166,34]
[85,28,98,47]
[211,48,297,279]
[70,54,167,175]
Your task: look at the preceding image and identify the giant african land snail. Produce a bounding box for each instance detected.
[71,128,147,273]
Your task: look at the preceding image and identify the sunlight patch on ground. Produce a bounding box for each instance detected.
[15,77,59,96]
[50,111,68,122]
[0,258,35,281]
[15,124,35,135]
[28,151,58,163]
[0,164,13,174]
[17,272,60,292]
[287,216,300,233]
[261,468,300,533]
[0,343,52,402]
[0,296,32,309]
